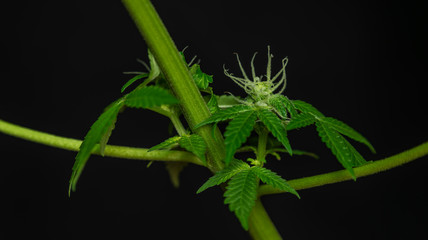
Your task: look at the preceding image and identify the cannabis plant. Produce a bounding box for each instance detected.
[1,0,427,239]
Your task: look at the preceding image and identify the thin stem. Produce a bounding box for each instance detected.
[0,119,203,166]
[169,108,187,136]
[258,141,428,196]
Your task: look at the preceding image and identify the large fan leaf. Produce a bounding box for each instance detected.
[286,112,316,131]
[190,64,213,90]
[292,100,324,118]
[194,105,254,129]
[125,86,178,108]
[257,108,292,155]
[196,159,250,194]
[69,100,123,194]
[251,166,299,198]
[321,117,376,153]
[224,110,258,165]
[224,169,259,230]
[179,134,207,164]
[316,121,367,180]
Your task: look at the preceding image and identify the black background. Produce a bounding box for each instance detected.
[1,1,427,239]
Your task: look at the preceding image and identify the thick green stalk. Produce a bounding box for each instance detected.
[258,141,428,196]
[122,0,224,172]
[0,119,203,166]
[249,199,282,240]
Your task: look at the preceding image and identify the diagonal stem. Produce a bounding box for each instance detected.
[122,0,225,173]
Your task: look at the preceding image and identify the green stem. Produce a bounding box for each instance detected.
[258,141,428,196]
[0,119,203,166]
[248,199,282,240]
[122,0,224,173]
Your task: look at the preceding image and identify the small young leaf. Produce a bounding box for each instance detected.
[316,121,367,180]
[257,108,292,155]
[224,169,259,230]
[148,136,181,152]
[194,105,253,129]
[147,49,161,82]
[321,117,376,153]
[206,94,219,114]
[224,110,258,165]
[190,64,213,90]
[179,134,207,164]
[125,86,178,109]
[120,73,148,93]
[196,159,250,194]
[69,100,123,194]
[292,100,324,118]
[286,112,316,131]
[251,166,300,198]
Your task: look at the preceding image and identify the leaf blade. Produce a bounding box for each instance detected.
[316,121,367,180]
[292,100,324,117]
[125,86,178,109]
[148,136,181,152]
[224,110,258,164]
[269,94,297,119]
[286,112,316,131]
[321,117,376,153]
[179,134,207,164]
[196,159,250,194]
[194,104,253,129]
[251,167,299,198]
[257,108,292,155]
[223,169,258,230]
[69,101,123,194]
[120,73,148,93]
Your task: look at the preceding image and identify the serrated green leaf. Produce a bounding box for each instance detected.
[224,169,258,230]
[120,73,148,93]
[320,117,376,153]
[207,93,219,114]
[148,136,181,152]
[292,100,324,118]
[99,116,117,157]
[286,112,316,130]
[69,100,123,194]
[257,108,292,155]
[251,166,300,198]
[179,134,207,164]
[194,105,253,129]
[316,121,367,180]
[190,64,213,90]
[269,94,297,119]
[224,110,258,165]
[125,86,178,109]
[196,159,250,194]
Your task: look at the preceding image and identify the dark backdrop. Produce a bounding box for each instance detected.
[1,1,427,239]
